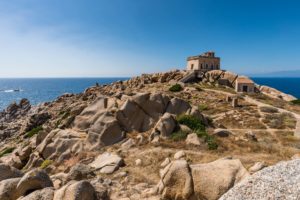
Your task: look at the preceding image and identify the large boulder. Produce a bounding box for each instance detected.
[156,157,249,200]
[150,113,177,139]
[190,157,249,200]
[0,164,23,182]
[67,164,95,181]
[18,187,54,200]
[36,129,85,162]
[16,169,53,197]
[259,85,297,101]
[220,159,300,200]
[0,178,21,200]
[89,152,124,174]
[53,180,96,200]
[157,160,194,200]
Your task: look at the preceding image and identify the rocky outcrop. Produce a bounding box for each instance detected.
[220,159,300,200]
[54,180,96,200]
[0,177,21,200]
[16,169,53,197]
[36,129,85,162]
[18,187,54,200]
[259,85,297,101]
[157,157,249,200]
[0,164,23,182]
[89,152,124,174]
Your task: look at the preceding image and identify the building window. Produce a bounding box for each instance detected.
[201,64,203,69]
[211,64,213,69]
[191,64,194,70]
[206,64,208,69]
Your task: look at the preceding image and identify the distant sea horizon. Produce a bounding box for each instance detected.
[0,77,299,111]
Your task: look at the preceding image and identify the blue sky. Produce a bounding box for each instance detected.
[0,0,299,77]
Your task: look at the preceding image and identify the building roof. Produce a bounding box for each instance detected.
[236,76,254,84]
[187,51,220,61]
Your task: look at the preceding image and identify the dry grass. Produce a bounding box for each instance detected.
[262,112,297,129]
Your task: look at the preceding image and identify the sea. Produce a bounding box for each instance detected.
[0,78,128,111]
[0,77,299,111]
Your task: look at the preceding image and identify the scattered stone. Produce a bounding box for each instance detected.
[150,113,177,139]
[89,152,124,174]
[121,138,135,150]
[160,158,171,168]
[213,129,232,137]
[135,159,142,166]
[174,150,185,160]
[248,162,266,174]
[186,133,202,146]
[67,163,95,181]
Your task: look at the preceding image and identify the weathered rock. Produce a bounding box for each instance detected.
[16,169,53,197]
[150,113,177,139]
[166,98,191,115]
[248,162,266,174]
[220,159,300,200]
[121,138,135,150]
[18,187,54,200]
[0,178,21,200]
[22,152,44,171]
[160,158,171,168]
[22,112,51,134]
[157,160,194,200]
[54,180,96,200]
[213,129,232,137]
[36,129,84,162]
[135,159,142,166]
[190,157,249,200]
[259,85,297,101]
[174,150,186,160]
[0,164,23,182]
[185,133,202,146]
[67,164,95,181]
[89,152,124,174]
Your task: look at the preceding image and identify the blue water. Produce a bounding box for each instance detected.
[252,77,300,99]
[0,77,299,111]
[0,78,128,110]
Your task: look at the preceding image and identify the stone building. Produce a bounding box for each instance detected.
[187,51,220,72]
[235,76,255,93]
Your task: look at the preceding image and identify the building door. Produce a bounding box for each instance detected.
[242,85,248,92]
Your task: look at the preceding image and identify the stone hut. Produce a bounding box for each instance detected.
[235,76,255,93]
[187,51,220,72]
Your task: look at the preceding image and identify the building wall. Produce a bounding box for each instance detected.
[187,57,220,71]
[235,82,255,93]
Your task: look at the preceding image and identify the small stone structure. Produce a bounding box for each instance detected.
[235,76,255,93]
[187,51,220,72]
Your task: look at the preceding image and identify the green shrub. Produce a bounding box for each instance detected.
[169,84,183,92]
[260,106,278,113]
[291,99,300,105]
[171,131,188,141]
[40,159,53,169]
[177,114,218,150]
[25,126,43,138]
[177,115,205,131]
[198,104,208,111]
[0,147,15,157]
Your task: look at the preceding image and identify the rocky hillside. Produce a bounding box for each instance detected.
[0,69,299,200]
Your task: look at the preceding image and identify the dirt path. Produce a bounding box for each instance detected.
[203,88,300,138]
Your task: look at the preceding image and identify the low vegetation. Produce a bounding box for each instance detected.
[0,147,15,157]
[171,130,188,141]
[291,99,300,105]
[24,126,43,138]
[263,112,296,129]
[260,106,279,113]
[176,114,218,150]
[198,104,208,111]
[169,84,183,92]
[40,159,53,169]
